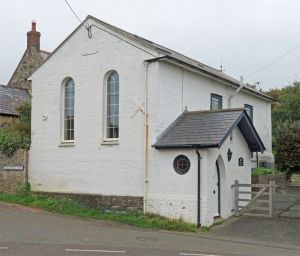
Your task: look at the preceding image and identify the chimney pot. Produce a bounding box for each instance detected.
[32,20,36,31]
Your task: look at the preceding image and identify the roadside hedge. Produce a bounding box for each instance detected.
[275,121,300,170]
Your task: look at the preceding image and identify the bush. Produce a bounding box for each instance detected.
[0,101,31,156]
[252,167,277,176]
[0,129,30,156]
[16,182,31,196]
[275,121,300,170]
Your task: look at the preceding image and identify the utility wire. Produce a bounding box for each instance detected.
[63,0,156,57]
[64,0,82,23]
[245,43,300,80]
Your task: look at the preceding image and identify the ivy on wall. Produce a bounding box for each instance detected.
[0,101,31,157]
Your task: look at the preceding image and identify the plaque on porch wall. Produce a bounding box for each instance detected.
[238,157,244,166]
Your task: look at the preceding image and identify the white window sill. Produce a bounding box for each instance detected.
[101,140,119,146]
[59,142,75,147]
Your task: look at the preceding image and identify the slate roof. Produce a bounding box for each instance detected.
[153,108,266,152]
[0,85,30,116]
[31,15,273,102]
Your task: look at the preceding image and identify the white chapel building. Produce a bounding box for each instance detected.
[29,16,274,226]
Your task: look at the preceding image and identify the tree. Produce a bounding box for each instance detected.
[265,82,300,136]
[273,82,300,122]
[275,121,300,170]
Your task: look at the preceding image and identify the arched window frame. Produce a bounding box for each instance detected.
[103,71,119,141]
[61,77,75,143]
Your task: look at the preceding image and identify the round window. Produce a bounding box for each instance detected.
[173,155,191,175]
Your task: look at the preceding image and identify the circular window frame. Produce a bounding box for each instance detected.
[173,155,191,175]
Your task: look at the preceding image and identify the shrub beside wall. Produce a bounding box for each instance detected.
[275,121,300,171]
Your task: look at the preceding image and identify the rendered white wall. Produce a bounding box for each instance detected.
[146,149,207,224]
[154,62,273,158]
[147,127,251,226]
[29,18,157,196]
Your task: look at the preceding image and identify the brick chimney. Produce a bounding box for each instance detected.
[27,20,40,51]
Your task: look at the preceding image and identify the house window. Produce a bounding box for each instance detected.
[173,155,191,175]
[62,78,75,141]
[105,71,119,140]
[244,104,253,121]
[211,94,222,110]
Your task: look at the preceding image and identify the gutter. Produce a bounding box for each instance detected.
[145,56,274,102]
[153,143,219,149]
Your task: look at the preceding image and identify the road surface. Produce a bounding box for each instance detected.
[0,202,299,256]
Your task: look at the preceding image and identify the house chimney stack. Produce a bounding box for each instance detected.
[27,20,40,51]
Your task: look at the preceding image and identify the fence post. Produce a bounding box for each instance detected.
[234,180,239,215]
[268,180,274,218]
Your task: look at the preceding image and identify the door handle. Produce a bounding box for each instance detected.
[213,190,216,194]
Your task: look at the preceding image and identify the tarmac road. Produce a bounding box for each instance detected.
[0,202,299,256]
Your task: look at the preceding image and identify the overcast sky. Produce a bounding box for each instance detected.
[1,0,300,90]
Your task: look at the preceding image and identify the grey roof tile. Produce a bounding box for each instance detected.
[153,108,265,152]
[0,85,30,116]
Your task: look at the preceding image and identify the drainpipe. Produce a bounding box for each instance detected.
[196,150,201,227]
[228,76,244,108]
[143,61,149,214]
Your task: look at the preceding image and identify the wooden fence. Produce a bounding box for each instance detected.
[232,180,276,218]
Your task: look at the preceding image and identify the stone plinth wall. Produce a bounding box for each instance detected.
[0,149,28,193]
[252,172,287,188]
[33,191,143,212]
[0,116,18,127]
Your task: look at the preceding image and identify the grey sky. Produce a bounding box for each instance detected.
[1,0,300,90]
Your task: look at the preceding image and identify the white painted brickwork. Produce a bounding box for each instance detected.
[29,17,272,226]
[29,19,156,196]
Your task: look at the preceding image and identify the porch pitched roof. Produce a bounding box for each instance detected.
[153,108,266,152]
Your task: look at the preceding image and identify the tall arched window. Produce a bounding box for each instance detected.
[63,78,75,141]
[105,72,119,140]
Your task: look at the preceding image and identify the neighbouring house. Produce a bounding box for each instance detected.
[0,21,49,127]
[0,85,30,127]
[7,21,50,90]
[28,15,274,226]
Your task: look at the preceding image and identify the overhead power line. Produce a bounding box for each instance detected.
[245,43,300,80]
[64,0,82,23]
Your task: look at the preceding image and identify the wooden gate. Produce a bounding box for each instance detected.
[232,180,276,217]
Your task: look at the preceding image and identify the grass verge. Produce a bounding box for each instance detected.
[0,192,199,232]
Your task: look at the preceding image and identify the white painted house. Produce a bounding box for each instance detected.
[29,16,274,226]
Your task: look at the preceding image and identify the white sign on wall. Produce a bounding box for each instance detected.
[4,166,24,171]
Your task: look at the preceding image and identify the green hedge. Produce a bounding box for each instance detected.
[275,121,300,170]
[252,167,277,176]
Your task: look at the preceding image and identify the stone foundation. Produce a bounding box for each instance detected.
[0,149,28,193]
[0,115,18,127]
[252,172,287,188]
[32,191,143,212]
